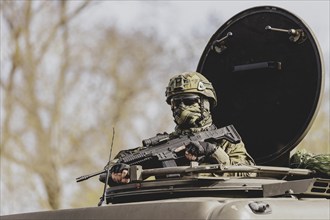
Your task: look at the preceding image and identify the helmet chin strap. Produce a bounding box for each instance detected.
[196,96,205,126]
[196,97,212,127]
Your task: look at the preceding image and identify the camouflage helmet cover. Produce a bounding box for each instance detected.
[165,72,217,107]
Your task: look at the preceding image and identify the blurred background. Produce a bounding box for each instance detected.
[1,0,329,215]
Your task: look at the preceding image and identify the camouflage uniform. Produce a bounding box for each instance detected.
[165,72,254,168]
[107,72,255,184]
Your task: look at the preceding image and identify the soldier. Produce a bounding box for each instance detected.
[107,71,255,184]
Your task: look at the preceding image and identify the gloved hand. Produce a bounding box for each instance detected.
[110,163,130,184]
[185,141,217,161]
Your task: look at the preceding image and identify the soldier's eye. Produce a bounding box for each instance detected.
[171,97,200,107]
[182,98,199,106]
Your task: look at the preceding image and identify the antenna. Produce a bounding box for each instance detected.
[98,127,115,206]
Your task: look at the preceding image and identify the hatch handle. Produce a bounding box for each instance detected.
[265,25,306,44]
[233,61,282,72]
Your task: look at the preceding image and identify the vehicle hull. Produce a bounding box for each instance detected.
[2,197,329,220]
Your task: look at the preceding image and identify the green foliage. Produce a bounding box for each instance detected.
[290,149,330,178]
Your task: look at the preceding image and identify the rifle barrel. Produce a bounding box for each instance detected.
[76,170,106,182]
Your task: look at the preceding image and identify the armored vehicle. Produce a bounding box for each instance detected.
[2,6,329,220]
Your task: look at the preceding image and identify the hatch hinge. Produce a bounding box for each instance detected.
[211,32,233,54]
[265,25,307,44]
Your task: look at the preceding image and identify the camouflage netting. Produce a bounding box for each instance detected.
[290,150,330,178]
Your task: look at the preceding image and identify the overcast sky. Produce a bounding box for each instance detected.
[84,1,329,49]
[83,0,329,85]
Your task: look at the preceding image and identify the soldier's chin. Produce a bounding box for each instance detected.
[177,120,200,128]
[189,120,200,127]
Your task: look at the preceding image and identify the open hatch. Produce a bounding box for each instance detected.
[196,6,324,166]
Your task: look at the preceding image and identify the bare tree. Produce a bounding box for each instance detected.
[0,0,179,213]
[0,0,96,211]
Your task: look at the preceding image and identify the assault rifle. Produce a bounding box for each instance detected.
[76,125,241,183]
[118,124,241,167]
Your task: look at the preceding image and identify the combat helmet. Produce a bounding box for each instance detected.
[165,72,217,107]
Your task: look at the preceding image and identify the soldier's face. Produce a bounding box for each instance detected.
[171,94,202,128]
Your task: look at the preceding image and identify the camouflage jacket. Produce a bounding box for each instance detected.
[113,124,255,174]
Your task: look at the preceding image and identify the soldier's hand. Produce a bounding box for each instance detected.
[185,141,217,161]
[110,163,130,184]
